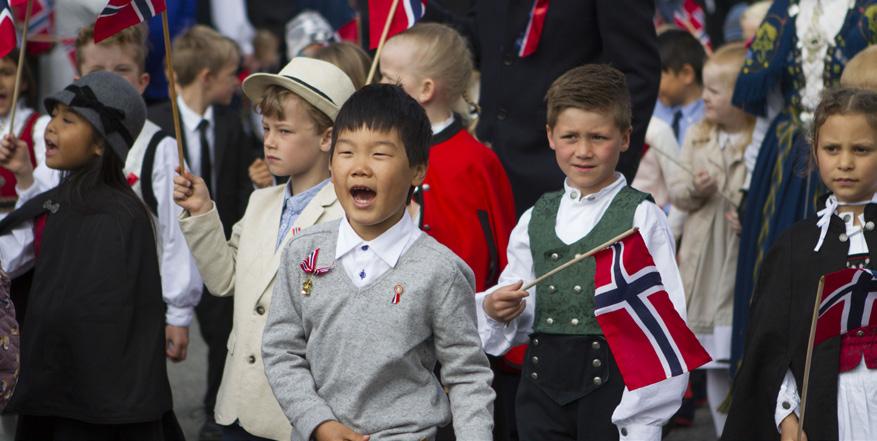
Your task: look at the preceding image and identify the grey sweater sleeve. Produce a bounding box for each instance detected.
[433,264,496,440]
[261,243,336,439]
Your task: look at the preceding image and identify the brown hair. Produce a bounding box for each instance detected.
[313,42,371,90]
[172,25,239,86]
[811,87,877,159]
[703,43,755,150]
[841,45,877,91]
[1,49,36,109]
[256,85,333,134]
[75,24,149,73]
[545,64,631,130]
[389,23,477,110]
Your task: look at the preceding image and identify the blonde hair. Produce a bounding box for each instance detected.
[75,24,148,73]
[702,43,755,150]
[256,85,333,134]
[172,25,239,86]
[389,23,477,111]
[841,45,877,91]
[313,42,372,90]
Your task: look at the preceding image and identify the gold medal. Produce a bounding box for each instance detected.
[301,277,313,296]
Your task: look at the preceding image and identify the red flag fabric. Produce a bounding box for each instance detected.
[593,231,711,390]
[93,0,165,43]
[673,0,711,51]
[12,0,53,56]
[517,0,549,58]
[368,0,426,49]
[0,0,16,59]
[814,268,877,346]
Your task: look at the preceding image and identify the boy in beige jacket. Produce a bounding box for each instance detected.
[173,58,355,440]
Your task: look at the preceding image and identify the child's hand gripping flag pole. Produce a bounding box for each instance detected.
[365,0,426,84]
[6,0,31,137]
[93,0,185,172]
[798,268,876,440]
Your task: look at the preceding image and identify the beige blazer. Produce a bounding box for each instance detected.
[666,122,747,335]
[179,183,343,440]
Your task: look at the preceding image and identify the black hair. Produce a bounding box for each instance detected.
[330,84,431,167]
[657,30,707,86]
[2,49,37,110]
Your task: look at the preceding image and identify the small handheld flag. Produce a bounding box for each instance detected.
[94,0,166,43]
[0,0,17,59]
[814,268,876,346]
[368,0,425,49]
[593,231,711,390]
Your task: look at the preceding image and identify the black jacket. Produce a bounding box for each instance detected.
[722,203,877,441]
[424,0,660,214]
[148,103,254,238]
[5,183,171,423]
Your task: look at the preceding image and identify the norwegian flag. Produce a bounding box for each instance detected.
[593,231,711,390]
[368,0,426,49]
[673,0,711,51]
[0,0,16,59]
[814,268,877,346]
[12,0,53,55]
[93,0,165,43]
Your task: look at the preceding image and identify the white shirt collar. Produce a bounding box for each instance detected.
[813,192,877,251]
[176,95,215,132]
[431,114,455,135]
[562,173,627,204]
[336,212,420,268]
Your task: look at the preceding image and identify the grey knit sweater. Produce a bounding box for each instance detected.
[262,220,495,441]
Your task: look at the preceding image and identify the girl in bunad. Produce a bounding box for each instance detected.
[723,86,877,441]
[0,72,182,440]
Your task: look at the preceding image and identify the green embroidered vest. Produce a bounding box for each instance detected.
[528,186,651,335]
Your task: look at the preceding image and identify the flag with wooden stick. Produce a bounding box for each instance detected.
[0,0,17,59]
[94,0,165,43]
[592,230,711,390]
[368,0,425,49]
[12,0,51,55]
[814,268,877,346]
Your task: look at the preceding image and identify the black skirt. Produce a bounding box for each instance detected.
[15,411,185,441]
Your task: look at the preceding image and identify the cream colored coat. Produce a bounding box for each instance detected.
[666,122,748,335]
[179,183,342,440]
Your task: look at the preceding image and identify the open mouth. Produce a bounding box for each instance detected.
[350,185,376,208]
[45,138,58,156]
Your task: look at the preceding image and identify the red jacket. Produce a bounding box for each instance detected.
[417,117,516,292]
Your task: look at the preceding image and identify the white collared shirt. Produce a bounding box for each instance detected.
[335,212,422,289]
[177,96,216,188]
[430,114,455,135]
[475,173,687,441]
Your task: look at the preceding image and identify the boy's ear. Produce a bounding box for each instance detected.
[620,127,632,152]
[546,124,557,151]
[418,78,436,105]
[197,67,212,84]
[410,162,428,187]
[319,127,333,153]
[680,64,696,86]
[137,72,151,94]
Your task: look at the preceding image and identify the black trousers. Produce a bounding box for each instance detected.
[516,334,624,441]
[16,412,184,441]
[196,289,234,416]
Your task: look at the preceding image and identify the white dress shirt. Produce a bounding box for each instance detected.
[475,174,688,441]
[335,212,421,289]
[177,96,216,189]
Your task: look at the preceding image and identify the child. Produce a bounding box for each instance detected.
[379,22,517,293]
[840,45,877,90]
[0,71,182,440]
[0,24,203,363]
[148,24,255,431]
[261,84,495,441]
[478,64,687,441]
[172,57,354,440]
[654,29,707,145]
[665,43,753,436]
[722,87,877,441]
[0,48,44,219]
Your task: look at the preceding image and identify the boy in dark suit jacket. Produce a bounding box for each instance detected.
[147,24,253,439]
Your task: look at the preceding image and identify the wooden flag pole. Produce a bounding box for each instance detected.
[797,276,825,441]
[365,0,401,85]
[648,144,739,209]
[521,227,639,291]
[160,10,186,173]
[8,0,32,137]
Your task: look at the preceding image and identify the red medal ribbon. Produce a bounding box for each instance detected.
[518,0,550,58]
[300,248,331,275]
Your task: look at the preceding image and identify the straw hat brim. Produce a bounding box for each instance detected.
[242,73,340,120]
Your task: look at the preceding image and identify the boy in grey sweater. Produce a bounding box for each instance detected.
[262,84,495,441]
